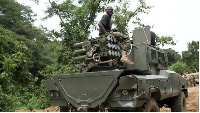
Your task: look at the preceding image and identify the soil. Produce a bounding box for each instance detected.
[15,106,60,112]
[15,86,199,112]
[160,85,199,112]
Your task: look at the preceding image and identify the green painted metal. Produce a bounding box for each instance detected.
[48,70,124,108]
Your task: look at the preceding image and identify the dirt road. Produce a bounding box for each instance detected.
[16,86,199,112]
[160,85,199,112]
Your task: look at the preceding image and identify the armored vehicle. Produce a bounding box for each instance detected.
[46,27,188,112]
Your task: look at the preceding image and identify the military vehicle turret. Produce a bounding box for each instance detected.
[46,27,188,112]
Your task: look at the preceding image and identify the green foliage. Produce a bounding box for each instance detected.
[45,0,113,65]
[40,62,79,80]
[45,0,152,65]
[167,41,199,74]
[168,61,190,75]
[0,83,49,111]
[0,25,33,82]
[0,25,35,111]
[182,41,199,72]
[0,86,14,112]
[156,35,176,47]
[0,0,38,39]
[0,0,56,111]
[163,48,181,66]
[113,0,152,34]
[0,0,55,77]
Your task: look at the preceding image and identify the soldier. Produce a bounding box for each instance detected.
[183,70,186,78]
[98,6,134,64]
[189,76,193,87]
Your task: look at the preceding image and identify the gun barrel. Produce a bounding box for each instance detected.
[74,42,84,48]
[74,55,87,61]
[74,41,90,48]
[74,49,87,56]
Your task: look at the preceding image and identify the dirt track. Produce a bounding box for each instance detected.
[15,86,199,112]
[160,85,199,112]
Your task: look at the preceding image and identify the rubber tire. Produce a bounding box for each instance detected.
[171,92,186,112]
[60,106,69,112]
[134,98,160,112]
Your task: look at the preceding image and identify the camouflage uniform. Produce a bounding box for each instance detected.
[110,31,131,52]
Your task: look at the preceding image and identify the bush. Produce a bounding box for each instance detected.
[168,61,191,75]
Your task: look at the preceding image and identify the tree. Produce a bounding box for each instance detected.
[156,35,176,47]
[45,0,117,64]
[168,61,190,75]
[113,0,151,34]
[1,0,60,78]
[0,0,38,39]
[163,48,181,66]
[45,0,154,65]
[0,0,59,111]
[182,41,199,72]
[169,41,199,74]
[0,25,36,111]
[112,1,176,47]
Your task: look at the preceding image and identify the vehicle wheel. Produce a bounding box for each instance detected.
[60,106,69,112]
[134,98,160,112]
[171,92,186,112]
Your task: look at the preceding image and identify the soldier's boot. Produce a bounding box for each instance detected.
[120,51,134,64]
